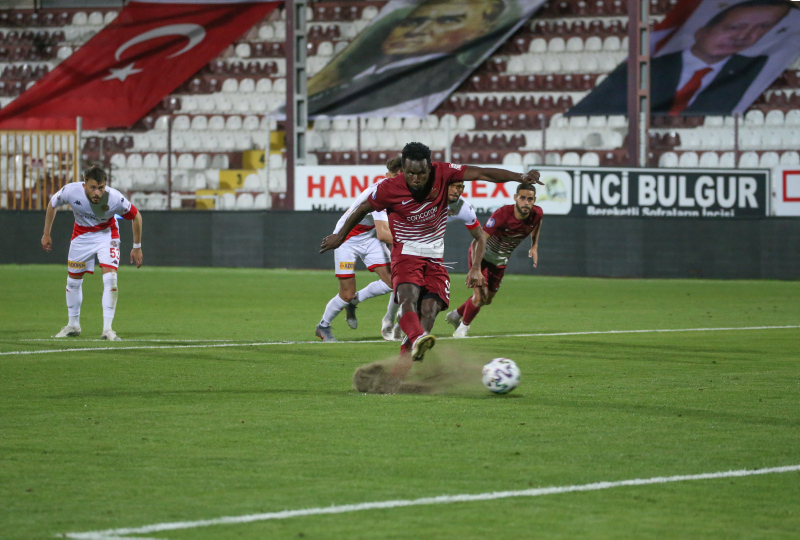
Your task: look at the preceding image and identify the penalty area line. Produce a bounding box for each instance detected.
[4,325,800,356]
[62,464,800,539]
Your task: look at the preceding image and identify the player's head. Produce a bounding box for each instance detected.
[514,182,536,217]
[401,142,432,192]
[382,0,507,57]
[386,156,403,178]
[82,165,107,204]
[692,0,792,64]
[448,181,465,203]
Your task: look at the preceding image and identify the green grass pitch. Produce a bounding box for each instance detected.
[1,264,799,539]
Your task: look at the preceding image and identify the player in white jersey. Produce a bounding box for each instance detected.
[380,178,484,340]
[41,165,143,340]
[315,160,397,342]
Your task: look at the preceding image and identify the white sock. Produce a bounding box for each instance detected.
[102,272,118,331]
[320,294,349,327]
[356,280,392,304]
[66,277,83,327]
[384,295,400,324]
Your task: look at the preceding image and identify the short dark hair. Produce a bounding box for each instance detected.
[83,165,107,185]
[386,156,402,173]
[401,142,431,168]
[705,0,793,29]
[516,182,536,195]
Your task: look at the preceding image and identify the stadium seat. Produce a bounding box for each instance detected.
[785,110,800,126]
[366,117,384,131]
[239,78,255,93]
[87,12,104,25]
[126,153,143,169]
[764,110,784,126]
[780,151,800,166]
[738,151,759,168]
[678,151,699,168]
[218,192,236,210]
[159,154,177,169]
[561,152,581,166]
[718,152,736,168]
[110,153,126,169]
[545,152,561,165]
[190,115,208,131]
[72,12,88,25]
[658,151,679,167]
[457,114,476,130]
[177,153,194,169]
[255,78,272,92]
[580,152,600,166]
[744,110,765,126]
[759,152,780,168]
[208,115,225,131]
[698,151,719,168]
[173,115,190,131]
[143,153,159,169]
[226,115,243,131]
[235,43,251,58]
[523,152,542,166]
[253,193,269,209]
[202,134,220,151]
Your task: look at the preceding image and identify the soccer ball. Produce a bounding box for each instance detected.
[482,358,521,394]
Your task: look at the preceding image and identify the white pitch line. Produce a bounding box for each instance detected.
[62,464,800,539]
[4,325,800,357]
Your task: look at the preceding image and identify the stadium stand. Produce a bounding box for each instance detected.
[1,1,800,209]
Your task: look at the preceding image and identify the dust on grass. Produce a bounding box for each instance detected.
[353,345,485,394]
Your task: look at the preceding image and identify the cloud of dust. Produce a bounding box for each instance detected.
[352,345,487,395]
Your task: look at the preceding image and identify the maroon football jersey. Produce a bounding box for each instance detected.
[483,204,543,267]
[369,162,466,259]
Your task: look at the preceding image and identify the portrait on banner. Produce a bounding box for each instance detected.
[568,0,800,117]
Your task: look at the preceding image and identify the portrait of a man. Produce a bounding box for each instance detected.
[306,0,541,117]
[568,0,797,117]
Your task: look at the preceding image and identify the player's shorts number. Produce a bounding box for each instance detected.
[110,246,120,264]
[444,279,450,296]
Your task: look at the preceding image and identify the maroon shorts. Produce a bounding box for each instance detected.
[468,245,505,292]
[391,254,450,307]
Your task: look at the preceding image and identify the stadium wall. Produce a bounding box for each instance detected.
[2,211,798,279]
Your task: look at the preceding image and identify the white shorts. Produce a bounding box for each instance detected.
[334,233,390,277]
[67,231,120,277]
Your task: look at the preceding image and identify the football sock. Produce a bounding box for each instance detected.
[462,299,481,325]
[355,280,392,304]
[398,311,424,347]
[102,272,118,331]
[66,276,83,327]
[320,294,349,327]
[384,295,400,324]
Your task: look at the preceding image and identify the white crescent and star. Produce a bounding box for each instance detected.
[104,23,206,82]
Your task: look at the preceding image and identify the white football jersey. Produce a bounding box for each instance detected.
[333,179,388,241]
[50,182,137,239]
[447,197,480,229]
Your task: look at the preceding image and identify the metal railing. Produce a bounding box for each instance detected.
[0,130,80,210]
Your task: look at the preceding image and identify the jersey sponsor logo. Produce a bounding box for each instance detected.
[68,260,87,270]
[406,206,438,223]
[409,202,433,214]
[449,163,462,170]
[486,218,495,227]
[339,261,355,271]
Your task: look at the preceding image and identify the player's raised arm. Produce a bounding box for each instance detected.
[130,211,143,268]
[462,166,542,186]
[319,200,374,253]
[41,203,57,252]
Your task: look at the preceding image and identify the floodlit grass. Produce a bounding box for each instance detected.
[1,265,799,539]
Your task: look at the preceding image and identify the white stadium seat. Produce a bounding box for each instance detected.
[718,152,736,168]
[190,115,208,131]
[698,151,719,168]
[225,115,243,131]
[780,151,800,166]
[580,152,600,166]
[502,152,522,166]
[143,153,159,169]
[177,154,195,169]
[110,153,127,168]
[235,193,255,210]
[678,151,699,168]
[759,152,780,168]
[658,152,679,168]
[253,193,269,209]
[738,151,759,168]
[88,12,104,25]
[222,78,239,93]
[72,12,88,25]
[126,153,143,169]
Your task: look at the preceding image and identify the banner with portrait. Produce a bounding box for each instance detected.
[306,0,546,118]
[568,0,800,117]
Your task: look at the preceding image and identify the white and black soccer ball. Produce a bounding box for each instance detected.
[482,358,521,394]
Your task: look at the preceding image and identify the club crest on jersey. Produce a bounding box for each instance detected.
[487,218,495,227]
[111,240,118,247]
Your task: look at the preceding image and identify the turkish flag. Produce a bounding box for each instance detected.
[0,0,279,130]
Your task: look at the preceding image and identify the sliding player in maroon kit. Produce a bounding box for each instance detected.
[446,183,542,337]
[320,142,541,390]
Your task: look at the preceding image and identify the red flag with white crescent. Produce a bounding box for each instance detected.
[0,0,279,130]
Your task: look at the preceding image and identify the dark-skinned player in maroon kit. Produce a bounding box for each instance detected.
[446,183,543,337]
[320,142,541,391]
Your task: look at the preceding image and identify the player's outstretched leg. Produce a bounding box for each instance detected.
[445,309,462,330]
[101,272,121,341]
[344,301,358,329]
[54,276,83,337]
[315,324,338,342]
[411,333,436,362]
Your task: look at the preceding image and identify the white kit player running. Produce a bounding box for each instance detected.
[41,165,143,340]
[380,178,483,341]
[315,162,397,342]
